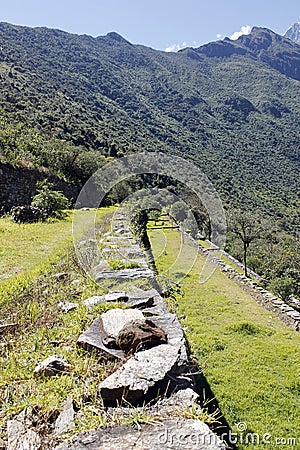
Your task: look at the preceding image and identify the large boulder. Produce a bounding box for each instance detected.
[77,309,145,360]
[100,308,144,339]
[116,319,167,353]
[99,344,182,405]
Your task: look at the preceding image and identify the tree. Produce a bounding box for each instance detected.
[229,209,263,277]
[269,276,295,301]
[169,201,188,224]
[148,209,161,225]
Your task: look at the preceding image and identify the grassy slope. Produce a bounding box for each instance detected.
[149,228,300,449]
[0,207,116,278]
[0,207,119,440]
[0,215,72,280]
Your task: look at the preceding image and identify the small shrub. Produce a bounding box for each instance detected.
[11,205,47,223]
[31,181,69,219]
[229,322,263,335]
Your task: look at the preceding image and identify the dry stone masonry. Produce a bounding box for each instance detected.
[54,210,226,449]
[92,214,155,283]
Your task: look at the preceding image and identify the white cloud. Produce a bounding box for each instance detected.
[165,41,197,52]
[230,25,251,40]
[216,33,223,39]
[165,42,186,52]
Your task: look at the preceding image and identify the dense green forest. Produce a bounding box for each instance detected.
[0,22,299,233]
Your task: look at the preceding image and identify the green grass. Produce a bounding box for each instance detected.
[0,250,120,437]
[0,207,120,440]
[0,208,114,281]
[149,228,300,450]
[199,239,211,250]
[147,218,176,229]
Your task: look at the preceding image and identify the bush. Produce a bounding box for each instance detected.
[31,181,69,219]
[11,205,47,223]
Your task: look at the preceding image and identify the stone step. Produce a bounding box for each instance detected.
[55,417,226,450]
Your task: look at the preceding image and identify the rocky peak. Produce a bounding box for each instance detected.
[284,22,300,45]
[183,26,300,81]
[104,31,133,45]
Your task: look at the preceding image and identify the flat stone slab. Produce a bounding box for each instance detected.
[83,296,105,308]
[58,301,78,313]
[83,292,129,308]
[148,313,188,366]
[99,344,182,405]
[95,267,154,282]
[104,388,200,422]
[54,396,75,436]
[77,318,125,360]
[55,418,225,449]
[126,289,159,309]
[105,291,128,302]
[280,305,295,312]
[287,310,300,320]
[272,299,284,305]
[153,388,200,414]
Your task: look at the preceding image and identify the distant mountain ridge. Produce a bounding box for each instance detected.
[182,26,300,80]
[284,22,300,45]
[0,22,299,231]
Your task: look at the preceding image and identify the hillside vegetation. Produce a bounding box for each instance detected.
[0,23,299,232]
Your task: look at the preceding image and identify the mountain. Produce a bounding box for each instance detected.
[284,22,300,45]
[0,23,299,231]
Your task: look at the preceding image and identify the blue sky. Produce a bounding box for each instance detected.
[1,0,299,50]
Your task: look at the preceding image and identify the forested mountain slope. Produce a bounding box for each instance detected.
[0,22,299,230]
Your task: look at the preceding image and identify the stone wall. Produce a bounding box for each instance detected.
[0,162,80,212]
[53,208,228,449]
